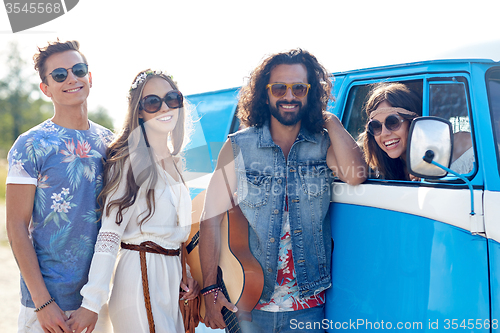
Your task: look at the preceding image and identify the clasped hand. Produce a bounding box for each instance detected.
[203,291,238,329]
[180,276,201,300]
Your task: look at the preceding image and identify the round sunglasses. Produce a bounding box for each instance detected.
[368,114,405,136]
[46,63,88,83]
[139,90,184,113]
[266,82,311,98]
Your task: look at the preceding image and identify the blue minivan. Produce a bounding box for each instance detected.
[185,59,500,332]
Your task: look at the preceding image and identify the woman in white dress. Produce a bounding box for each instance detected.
[68,70,199,333]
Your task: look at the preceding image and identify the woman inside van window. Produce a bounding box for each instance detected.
[360,82,421,180]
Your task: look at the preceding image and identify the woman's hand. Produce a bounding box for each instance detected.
[67,307,98,333]
[409,174,421,181]
[180,277,200,300]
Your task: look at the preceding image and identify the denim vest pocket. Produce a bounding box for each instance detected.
[298,162,330,197]
[238,171,272,208]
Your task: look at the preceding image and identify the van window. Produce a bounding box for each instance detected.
[428,80,475,174]
[344,85,372,140]
[229,108,242,134]
[343,80,423,141]
[343,80,422,179]
[429,81,469,128]
[486,68,500,175]
[342,78,474,179]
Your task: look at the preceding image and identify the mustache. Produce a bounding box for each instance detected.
[276,101,302,108]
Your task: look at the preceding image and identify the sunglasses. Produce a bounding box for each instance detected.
[139,90,184,113]
[368,114,405,136]
[46,63,88,83]
[266,83,311,98]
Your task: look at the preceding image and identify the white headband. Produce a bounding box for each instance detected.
[369,107,418,120]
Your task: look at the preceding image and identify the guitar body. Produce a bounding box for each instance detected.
[187,191,244,318]
[187,190,264,326]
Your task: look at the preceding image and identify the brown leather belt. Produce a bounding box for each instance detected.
[121,241,180,256]
[121,241,180,333]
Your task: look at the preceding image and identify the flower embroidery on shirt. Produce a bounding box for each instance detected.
[26,125,65,161]
[91,129,113,149]
[44,188,77,227]
[9,149,28,176]
[60,138,102,190]
[51,193,62,202]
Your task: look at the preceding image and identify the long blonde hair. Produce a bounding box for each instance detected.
[99,70,191,225]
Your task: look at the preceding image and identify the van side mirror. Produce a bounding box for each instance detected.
[407,117,453,179]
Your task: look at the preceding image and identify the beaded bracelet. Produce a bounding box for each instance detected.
[213,288,220,304]
[200,284,219,295]
[202,287,222,304]
[34,297,55,312]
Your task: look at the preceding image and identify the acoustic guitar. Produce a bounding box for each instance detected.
[187,190,264,331]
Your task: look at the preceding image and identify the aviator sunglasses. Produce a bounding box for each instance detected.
[266,82,311,98]
[139,90,184,113]
[46,63,89,83]
[368,114,405,136]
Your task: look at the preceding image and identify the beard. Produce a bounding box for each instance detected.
[269,101,307,126]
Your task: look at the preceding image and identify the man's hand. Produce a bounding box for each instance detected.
[203,292,238,330]
[67,307,98,333]
[36,301,72,333]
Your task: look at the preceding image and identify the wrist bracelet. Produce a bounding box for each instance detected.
[202,287,221,296]
[200,284,219,294]
[213,288,220,304]
[34,297,55,312]
[202,287,222,304]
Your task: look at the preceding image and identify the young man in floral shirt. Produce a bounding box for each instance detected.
[6,40,112,333]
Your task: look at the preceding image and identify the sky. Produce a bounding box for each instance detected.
[1,0,500,128]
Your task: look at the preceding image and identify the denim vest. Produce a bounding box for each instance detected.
[229,122,333,302]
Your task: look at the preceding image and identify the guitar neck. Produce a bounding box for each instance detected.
[218,267,241,333]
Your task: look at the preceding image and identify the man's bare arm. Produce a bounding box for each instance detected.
[199,140,238,329]
[324,113,367,184]
[6,184,71,333]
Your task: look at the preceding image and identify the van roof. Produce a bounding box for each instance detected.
[186,59,500,98]
[331,58,499,76]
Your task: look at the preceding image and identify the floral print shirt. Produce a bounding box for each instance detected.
[255,197,325,312]
[7,120,113,310]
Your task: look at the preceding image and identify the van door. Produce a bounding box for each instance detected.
[485,67,500,333]
[325,76,489,332]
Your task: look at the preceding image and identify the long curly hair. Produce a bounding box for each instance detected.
[237,49,332,133]
[98,70,191,226]
[360,82,421,180]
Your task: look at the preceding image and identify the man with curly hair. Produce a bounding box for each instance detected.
[200,49,366,332]
[6,40,112,333]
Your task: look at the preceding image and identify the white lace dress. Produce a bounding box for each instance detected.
[80,161,191,333]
